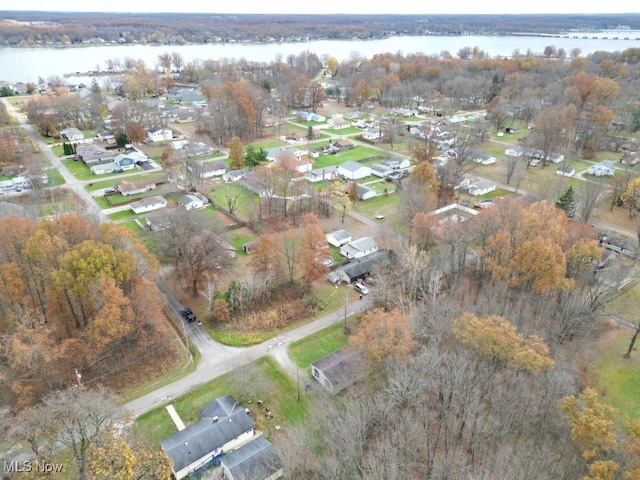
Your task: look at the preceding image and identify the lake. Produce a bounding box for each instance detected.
[1,34,639,84]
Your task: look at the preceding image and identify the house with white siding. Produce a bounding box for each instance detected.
[129,195,167,214]
[340,237,379,259]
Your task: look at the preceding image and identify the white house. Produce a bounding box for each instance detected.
[329,115,349,129]
[340,237,379,259]
[305,166,339,183]
[556,165,576,177]
[161,396,254,480]
[338,161,371,180]
[187,160,227,179]
[223,169,250,183]
[355,183,377,201]
[129,195,167,214]
[179,194,205,210]
[587,161,615,177]
[326,229,352,247]
[467,180,496,197]
[362,129,380,140]
[381,156,411,170]
[147,126,173,143]
[60,127,84,142]
[505,146,524,157]
[471,152,497,165]
[117,179,157,196]
[371,164,394,178]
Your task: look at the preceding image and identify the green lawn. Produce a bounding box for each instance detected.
[324,126,361,135]
[311,146,382,169]
[353,191,401,218]
[85,172,167,191]
[62,158,95,180]
[209,182,256,219]
[588,329,640,420]
[246,138,288,150]
[108,209,136,221]
[227,229,259,254]
[289,322,349,370]
[120,219,146,234]
[135,356,307,444]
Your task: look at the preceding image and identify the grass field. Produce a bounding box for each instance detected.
[62,158,95,180]
[108,209,136,220]
[289,322,349,370]
[134,356,307,444]
[209,182,255,219]
[588,328,640,420]
[85,172,167,191]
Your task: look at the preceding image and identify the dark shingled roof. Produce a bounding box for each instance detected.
[160,408,253,474]
[221,436,282,480]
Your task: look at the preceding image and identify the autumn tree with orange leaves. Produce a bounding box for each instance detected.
[350,308,415,366]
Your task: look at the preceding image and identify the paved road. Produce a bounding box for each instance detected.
[125,294,372,417]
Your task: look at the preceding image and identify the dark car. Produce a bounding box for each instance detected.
[180,308,197,322]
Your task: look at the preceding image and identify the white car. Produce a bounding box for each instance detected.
[354,283,369,295]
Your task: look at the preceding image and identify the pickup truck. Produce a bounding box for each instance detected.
[180,308,197,322]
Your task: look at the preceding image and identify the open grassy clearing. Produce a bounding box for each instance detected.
[209,182,255,219]
[324,126,362,135]
[134,356,307,444]
[289,322,349,370]
[62,158,95,180]
[84,172,167,191]
[352,190,400,218]
[108,209,136,221]
[587,328,640,420]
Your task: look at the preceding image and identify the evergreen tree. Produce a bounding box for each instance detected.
[244,146,267,167]
[556,185,576,219]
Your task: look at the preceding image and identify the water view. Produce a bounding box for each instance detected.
[2,34,639,84]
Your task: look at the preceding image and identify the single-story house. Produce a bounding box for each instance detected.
[311,347,369,395]
[96,130,115,142]
[147,126,173,143]
[220,436,283,480]
[305,166,339,183]
[117,179,157,196]
[179,194,205,210]
[556,165,576,177]
[267,147,308,162]
[60,127,84,142]
[340,237,379,260]
[338,161,371,180]
[504,126,520,134]
[362,129,380,141]
[184,142,214,158]
[505,146,524,157]
[161,396,254,480]
[146,215,171,232]
[598,234,637,258]
[277,156,312,174]
[332,139,354,151]
[328,250,392,284]
[223,169,250,183]
[240,172,273,198]
[467,180,496,197]
[176,108,197,123]
[587,161,615,177]
[355,183,377,201]
[112,153,138,171]
[371,164,394,178]
[187,160,227,179]
[328,115,349,129]
[381,156,411,170]
[76,144,115,165]
[471,152,496,165]
[129,195,167,214]
[620,152,640,166]
[390,107,418,117]
[326,229,352,247]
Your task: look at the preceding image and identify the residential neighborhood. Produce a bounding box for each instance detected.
[1,27,640,480]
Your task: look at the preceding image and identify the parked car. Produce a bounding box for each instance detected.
[474,200,496,209]
[180,308,197,322]
[354,282,369,295]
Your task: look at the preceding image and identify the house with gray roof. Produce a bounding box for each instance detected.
[326,229,352,247]
[338,161,371,180]
[305,165,339,183]
[76,144,115,165]
[60,127,84,142]
[160,400,254,480]
[311,347,369,395]
[220,436,283,480]
[129,195,167,214]
[340,237,378,259]
[328,249,391,284]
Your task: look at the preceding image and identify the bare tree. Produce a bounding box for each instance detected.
[576,178,605,223]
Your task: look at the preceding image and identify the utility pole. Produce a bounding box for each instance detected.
[343,287,350,330]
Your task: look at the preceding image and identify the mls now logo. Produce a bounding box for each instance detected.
[4,460,64,473]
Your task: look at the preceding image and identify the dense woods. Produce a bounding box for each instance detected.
[0,214,177,409]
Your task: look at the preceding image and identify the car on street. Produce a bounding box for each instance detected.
[353,282,369,295]
[180,308,197,322]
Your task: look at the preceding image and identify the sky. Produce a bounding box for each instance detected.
[0,1,638,15]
